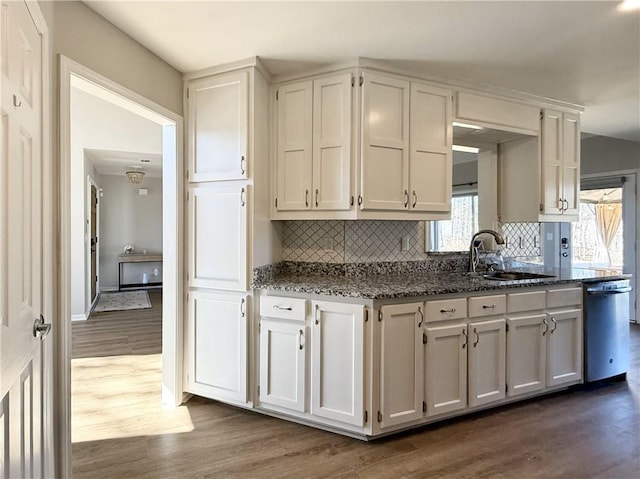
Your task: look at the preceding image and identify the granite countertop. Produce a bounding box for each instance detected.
[254,266,631,300]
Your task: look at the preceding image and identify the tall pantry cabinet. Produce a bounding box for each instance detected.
[184,60,276,406]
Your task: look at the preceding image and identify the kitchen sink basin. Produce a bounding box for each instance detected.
[482,271,556,281]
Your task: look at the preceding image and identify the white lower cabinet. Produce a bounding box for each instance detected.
[468,319,506,407]
[506,314,547,397]
[424,322,468,416]
[310,301,366,426]
[379,303,423,428]
[546,308,582,387]
[186,290,248,403]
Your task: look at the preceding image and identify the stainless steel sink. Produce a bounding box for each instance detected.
[482,271,556,281]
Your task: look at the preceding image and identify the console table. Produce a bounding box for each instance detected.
[118,253,163,291]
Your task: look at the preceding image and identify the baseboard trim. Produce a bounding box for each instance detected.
[100,286,118,292]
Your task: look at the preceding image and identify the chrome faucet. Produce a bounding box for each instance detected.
[468,229,506,273]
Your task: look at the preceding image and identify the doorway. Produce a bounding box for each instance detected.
[88,179,99,308]
[59,56,184,476]
[572,173,637,322]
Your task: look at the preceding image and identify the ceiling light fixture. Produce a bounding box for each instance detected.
[618,0,640,11]
[453,121,483,130]
[452,145,480,154]
[125,170,145,184]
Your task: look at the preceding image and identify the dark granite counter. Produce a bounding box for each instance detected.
[254,265,630,300]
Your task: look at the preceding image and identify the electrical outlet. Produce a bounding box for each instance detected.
[401,236,410,251]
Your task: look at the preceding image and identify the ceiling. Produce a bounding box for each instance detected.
[85,1,640,142]
[85,149,163,178]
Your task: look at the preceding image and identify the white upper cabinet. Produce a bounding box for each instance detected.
[188,184,248,291]
[409,82,452,212]
[276,81,313,211]
[541,109,580,218]
[188,71,248,181]
[361,72,410,210]
[275,73,352,213]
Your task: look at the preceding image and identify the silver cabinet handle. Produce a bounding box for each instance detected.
[273,304,292,311]
[240,155,246,175]
[412,190,417,208]
[440,308,456,314]
[417,306,424,328]
[315,189,319,207]
[563,199,569,212]
[240,298,246,317]
[298,329,304,350]
[482,304,496,309]
[462,329,468,349]
[314,304,320,325]
[473,328,480,347]
[542,318,549,336]
[240,187,246,207]
[403,189,409,208]
[305,189,309,207]
[550,317,558,334]
[33,314,51,339]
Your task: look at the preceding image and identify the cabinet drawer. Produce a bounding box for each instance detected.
[507,290,546,313]
[468,295,506,318]
[424,298,467,322]
[547,287,582,309]
[260,296,307,321]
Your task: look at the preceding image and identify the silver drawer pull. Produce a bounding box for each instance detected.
[482,304,496,309]
[273,305,293,311]
[440,308,456,313]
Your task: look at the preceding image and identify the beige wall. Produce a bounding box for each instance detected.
[39,0,182,114]
[581,135,640,175]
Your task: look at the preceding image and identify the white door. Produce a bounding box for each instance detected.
[259,319,306,412]
[1,1,49,476]
[312,74,352,211]
[188,71,248,182]
[409,82,452,212]
[275,81,313,211]
[561,112,580,216]
[541,109,563,215]
[506,314,547,397]
[360,72,409,210]
[310,301,364,426]
[424,323,467,416]
[186,291,248,402]
[547,309,582,387]
[188,184,248,291]
[379,303,423,428]
[468,319,506,407]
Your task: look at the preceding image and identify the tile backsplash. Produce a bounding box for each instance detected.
[281,220,542,264]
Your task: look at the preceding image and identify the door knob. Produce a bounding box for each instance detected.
[33,314,52,339]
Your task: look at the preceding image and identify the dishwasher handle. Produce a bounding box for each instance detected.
[586,287,632,295]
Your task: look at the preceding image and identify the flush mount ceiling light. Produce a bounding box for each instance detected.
[452,145,480,153]
[125,170,145,184]
[452,121,483,130]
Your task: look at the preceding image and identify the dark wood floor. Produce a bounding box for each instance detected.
[72,301,640,479]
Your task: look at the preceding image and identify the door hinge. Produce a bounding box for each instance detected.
[378,310,382,321]
[506,323,509,333]
[95,275,98,283]
[365,309,369,322]
[539,203,544,212]
[540,110,544,120]
[350,196,354,206]
[275,198,278,208]
[422,401,427,413]
[258,322,261,333]
[351,76,355,87]
[275,90,279,101]
[186,88,189,99]
[423,332,428,344]
[377,411,382,423]
[364,410,368,423]
[505,384,508,393]
[359,76,364,87]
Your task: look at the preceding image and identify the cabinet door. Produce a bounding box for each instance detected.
[425,323,467,416]
[541,109,563,216]
[310,301,365,426]
[561,113,580,216]
[276,81,313,211]
[506,314,547,397]
[409,82,452,212]
[547,309,582,387]
[188,184,248,291]
[379,304,423,428]
[361,72,410,210]
[468,319,506,407]
[313,74,352,211]
[188,71,248,182]
[259,319,306,412]
[186,291,248,402]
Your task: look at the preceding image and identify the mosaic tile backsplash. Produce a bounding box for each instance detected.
[281,220,541,264]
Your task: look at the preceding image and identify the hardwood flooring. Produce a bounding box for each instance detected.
[72,302,640,479]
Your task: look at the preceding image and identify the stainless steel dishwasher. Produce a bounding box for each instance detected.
[584,279,632,382]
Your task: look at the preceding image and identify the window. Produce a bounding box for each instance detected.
[429,194,478,252]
